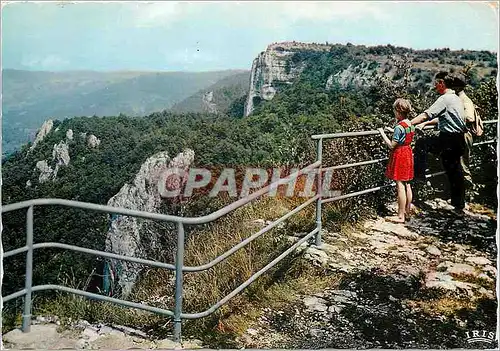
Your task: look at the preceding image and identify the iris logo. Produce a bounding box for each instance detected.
[465,330,496,345]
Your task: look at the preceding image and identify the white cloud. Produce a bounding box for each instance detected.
[129,2,194,28]
[125,1,389,28]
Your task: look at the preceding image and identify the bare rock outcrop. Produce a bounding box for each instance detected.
[104,149,195,296]
[33,137,71,183]
[202,91,217,113]
[245,43,306,116]
[52,141,70,179]
[35,160,54,183]
[29,120,54,151]
[3,318,203,350]
[87,134,101,148]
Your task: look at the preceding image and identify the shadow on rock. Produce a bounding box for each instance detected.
[405,201,497,257]
[271,269,497,349]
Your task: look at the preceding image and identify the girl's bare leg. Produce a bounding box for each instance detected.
[405,182,413,215]
[387,181,406,223]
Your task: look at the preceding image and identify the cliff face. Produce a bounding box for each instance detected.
[244,42,498,117]
[104,149,195,297]
[202,91,218,113]
[243,42,396,116]
[244,43,309,116]
[29,119,54,152]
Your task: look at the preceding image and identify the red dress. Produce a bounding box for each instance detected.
[385,120,415,181]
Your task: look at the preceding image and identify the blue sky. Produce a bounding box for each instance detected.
[2,1,498,72]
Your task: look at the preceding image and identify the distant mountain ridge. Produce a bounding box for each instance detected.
[2,69,249,155]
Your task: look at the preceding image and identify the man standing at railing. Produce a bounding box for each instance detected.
[451,73,475,190]
[411,71,467,216]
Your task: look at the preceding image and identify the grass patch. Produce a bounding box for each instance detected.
[36,294,165,332]
[468,203,497,220]
[449,273,496,291]
[405,297,478,318]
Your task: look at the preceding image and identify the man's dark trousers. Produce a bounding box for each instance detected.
[440,132,466,210]
[413,131,466,209]
[414,130,441,180]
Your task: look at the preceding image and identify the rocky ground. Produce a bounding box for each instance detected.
[3,198,497,350]
[236,198,498,349]
[2,317,203,350]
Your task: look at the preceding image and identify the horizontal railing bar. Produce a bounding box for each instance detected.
[3,289,27,303]
[1,162,320,226]
[196,161,321,225]
[322,185,390,204]
[312,130,380,140]
[426,171,446,178]
[312,119,498,140]
[4,245,29,258]
[181,228,318,319]
[31,243,176,270]
[184,195,319,272]
[323,157,388,172]
[322,170,447,204]
[1,198,187,221]
[307,133,493,175]
[5,285,175,317]
[473,139,497,146]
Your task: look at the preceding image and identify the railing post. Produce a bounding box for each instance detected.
[22,205,34,333]
[315,138,323,247]
[173,222,185,343]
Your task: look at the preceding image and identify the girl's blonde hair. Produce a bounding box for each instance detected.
[393,98,412,119]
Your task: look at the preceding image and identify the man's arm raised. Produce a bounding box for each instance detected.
[410,112,429,126]
[412,96,445,126]
[416,117,438,130]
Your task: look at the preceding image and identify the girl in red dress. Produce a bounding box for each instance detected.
[378,98,415,223]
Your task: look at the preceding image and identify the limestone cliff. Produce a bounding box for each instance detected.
[29,120,54,152]
[52,141,70,179]
[245,42,309,116]
[244,42,387,116]
[202,91,217,113]
[87,134,101,148]
[104,149,195,297]
[243,42,456,116]
[35,160,54,183]
[34,142,71,183]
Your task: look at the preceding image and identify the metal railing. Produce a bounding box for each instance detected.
[2,119,497,341]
